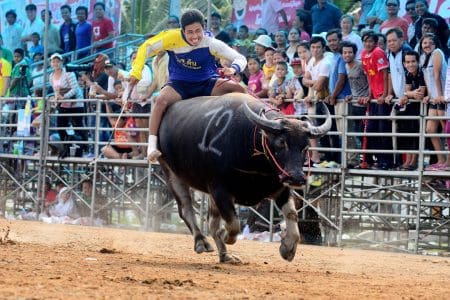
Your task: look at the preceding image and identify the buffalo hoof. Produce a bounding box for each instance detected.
[279,237,298,262]
[219,228,237,245]
[195,236,214,254]
[219,253,242,264]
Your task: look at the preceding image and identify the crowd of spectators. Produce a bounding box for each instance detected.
[0,2,118,157]
[0,1,449,188]
[213,0,449,188]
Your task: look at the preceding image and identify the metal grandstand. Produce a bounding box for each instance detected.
[0,36,448,254]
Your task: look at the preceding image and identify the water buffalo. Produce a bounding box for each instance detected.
[157,93,331,263]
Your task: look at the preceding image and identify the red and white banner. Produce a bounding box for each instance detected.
[232,0,449,30]
[231,0,304,31]
[0,0,121,33]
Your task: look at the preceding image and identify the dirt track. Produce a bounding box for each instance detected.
[0,219,449,299]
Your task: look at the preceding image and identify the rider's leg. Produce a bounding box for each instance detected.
[147,85,182,162]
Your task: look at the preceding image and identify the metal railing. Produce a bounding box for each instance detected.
[0,96,448,253]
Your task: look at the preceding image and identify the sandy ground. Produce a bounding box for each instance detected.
[0,219,449,299]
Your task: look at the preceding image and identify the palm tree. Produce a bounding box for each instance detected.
[121,0,232,35]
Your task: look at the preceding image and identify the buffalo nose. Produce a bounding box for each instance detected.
[279,173,306,186]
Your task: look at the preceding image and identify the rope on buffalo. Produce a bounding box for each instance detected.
[250,93,313,179]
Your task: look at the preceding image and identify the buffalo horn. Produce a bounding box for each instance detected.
[304,102,332,138]
[243,101,283,132]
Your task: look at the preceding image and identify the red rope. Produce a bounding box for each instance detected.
[250,89,310,180]
[360,103,370,168]
[262,134,291,178]
[306,150,311,179]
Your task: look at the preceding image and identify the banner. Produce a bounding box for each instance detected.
[0,0,121,34]
[17,99,31,137]
[231,0,304,30]
[231,0,449,31]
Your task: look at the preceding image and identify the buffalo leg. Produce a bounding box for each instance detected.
[160,163,213,254]
[208,197,241,264]
[275,189,300,261]
[208,186,242,263]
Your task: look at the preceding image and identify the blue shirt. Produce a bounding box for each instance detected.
[329,53,351,101]
[29,45,44,59]
[75,21,92,53]
[60,23,71,52]
[311,3,342,34]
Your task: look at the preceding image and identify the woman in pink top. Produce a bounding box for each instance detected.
[247,56,268,98]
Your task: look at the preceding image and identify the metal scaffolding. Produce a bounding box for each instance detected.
[0,96,448,254]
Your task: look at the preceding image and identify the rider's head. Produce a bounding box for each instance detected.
[181,9,205,30]
[181,9,205,46]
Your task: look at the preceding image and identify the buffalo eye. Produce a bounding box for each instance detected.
[274,137,287,149]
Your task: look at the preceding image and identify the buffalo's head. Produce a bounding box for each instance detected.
[244,101,332,188]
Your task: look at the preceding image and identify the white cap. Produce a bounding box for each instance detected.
[253,34,273,48]
[50,53,63,60]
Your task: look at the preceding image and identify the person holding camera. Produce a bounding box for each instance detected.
[49,53,85,157]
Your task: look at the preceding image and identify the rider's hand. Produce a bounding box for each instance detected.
[129,76,138,89]
[222,67,237,77]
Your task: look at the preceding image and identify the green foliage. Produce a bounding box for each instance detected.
[334,0,359,14]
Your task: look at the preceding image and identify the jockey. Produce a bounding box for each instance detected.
[129,9,247,162]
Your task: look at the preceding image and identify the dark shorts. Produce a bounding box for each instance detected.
[167,78,218,99]
[112,145,132,154]
[132,102,151,115]
[428,103,446,111]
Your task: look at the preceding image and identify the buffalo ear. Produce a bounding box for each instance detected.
[243,101,283,133]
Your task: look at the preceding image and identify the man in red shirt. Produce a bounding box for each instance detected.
[379,0,409,39]
[91,2,114,53]
[361,30,393,170]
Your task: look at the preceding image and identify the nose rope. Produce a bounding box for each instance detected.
[306,150,311,179]
[261,134,291,178]
[249,92,308,180]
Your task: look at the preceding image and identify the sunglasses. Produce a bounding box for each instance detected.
[387,3,398,7]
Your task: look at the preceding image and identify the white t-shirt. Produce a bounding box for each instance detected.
[261,0,283,35]
[388,50,406,98]
[421,49,447,100]
[306,56,331,101]
[49,198,79,218]
[306,56,331,81]
[21,18,45,51]
[107,69,131,94]
[342,31,363,60]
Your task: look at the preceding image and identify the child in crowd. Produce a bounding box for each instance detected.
[247,56,267,98]
[269,61,294,115]
[272,49,294,85]
[102,101,139,159]
[28,32,44,59]
[286,58,309,116]
[49,187,80,219]
[113,80,125,106]
[262,47,276,83]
